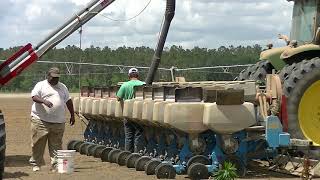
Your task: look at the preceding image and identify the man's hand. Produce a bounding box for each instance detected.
[32,96,53,108]
[70,115,75,126]
[43,100,53,108]
[278,34,290,44]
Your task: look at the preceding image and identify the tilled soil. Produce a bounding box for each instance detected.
[0,94,301,180]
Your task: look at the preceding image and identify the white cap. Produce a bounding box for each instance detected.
[128,68,138,75]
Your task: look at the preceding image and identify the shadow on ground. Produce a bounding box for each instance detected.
[5,155,31,167]
[3,171,29,179]
[241,163,297,179]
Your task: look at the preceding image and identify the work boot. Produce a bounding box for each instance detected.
[29,157,36,166]
[50,157,58,172]
[32,165,40,172]
[50,163,57,172]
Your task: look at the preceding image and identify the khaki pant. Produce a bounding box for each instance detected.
[30,117,65,166]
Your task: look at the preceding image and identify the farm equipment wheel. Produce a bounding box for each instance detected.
[283,58,320,151]
[236,60,274,83]
[0,111,6,179]
[187,163,209,180]
[135,156,151,171]
[100,147,113,162]
[74,141,84,152]
[116,151,131,166]
[226,157,246,177]
[186,155,210,169]
[155,163,176,179]
[87,144,98,156]
[145,159,162,175]
[93,145,106,158]
[278,63,298,82]
[126,153,141,168]
[67,140,78,150]
[84,144,95,156]
[79,142,91,155]
[108,149,121,163]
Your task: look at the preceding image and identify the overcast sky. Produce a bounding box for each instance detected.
[0,0,293,49]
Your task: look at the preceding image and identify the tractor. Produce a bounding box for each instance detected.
[237,0,320,155]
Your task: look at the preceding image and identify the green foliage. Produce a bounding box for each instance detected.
[214,161,238,180]
[0,45,262,92]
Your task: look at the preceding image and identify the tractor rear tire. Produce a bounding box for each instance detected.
[283,58,320,156]
[236,60,274,83]
[0,111,6,179]
[278,63,298,82]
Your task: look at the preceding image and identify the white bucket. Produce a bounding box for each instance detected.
[57,150,76,173]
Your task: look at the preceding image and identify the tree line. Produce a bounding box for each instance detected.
[0,44,262,92]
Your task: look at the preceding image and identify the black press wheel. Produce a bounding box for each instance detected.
[225,157,246,177]
[87,144,104,156]
[135,156,151,171]
[155,163,176,179]
[79,143,91,155]
[74,141,84,152]
[67,140,78,150]
[187,155,210,169]
[93,145,106,158]
[83,143,95,156]
[145,159,162,175]
[187,163,209,180]
[100,147,113,162]
[116,151,131,166]
[86,144,98,156]
[126,153,141,168]
[108,149,121,163]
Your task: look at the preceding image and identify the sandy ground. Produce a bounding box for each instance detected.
[0,94,303,180]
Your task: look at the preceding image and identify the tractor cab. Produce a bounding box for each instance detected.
[289,0,320,44]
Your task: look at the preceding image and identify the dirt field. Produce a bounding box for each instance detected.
[0,94,302,180]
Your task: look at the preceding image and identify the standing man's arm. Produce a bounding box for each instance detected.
[116,85,125,102]
[66,99,75,125]
[32,96,53,108]
[117,96,122,101]
[31,82,53,108]
[116,85,126,110]
[63,84,75,125]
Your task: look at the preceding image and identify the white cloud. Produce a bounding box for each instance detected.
[0,0,293,50]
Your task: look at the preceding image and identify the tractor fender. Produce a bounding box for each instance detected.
[280,44,320,59]
[259,46,289,70]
